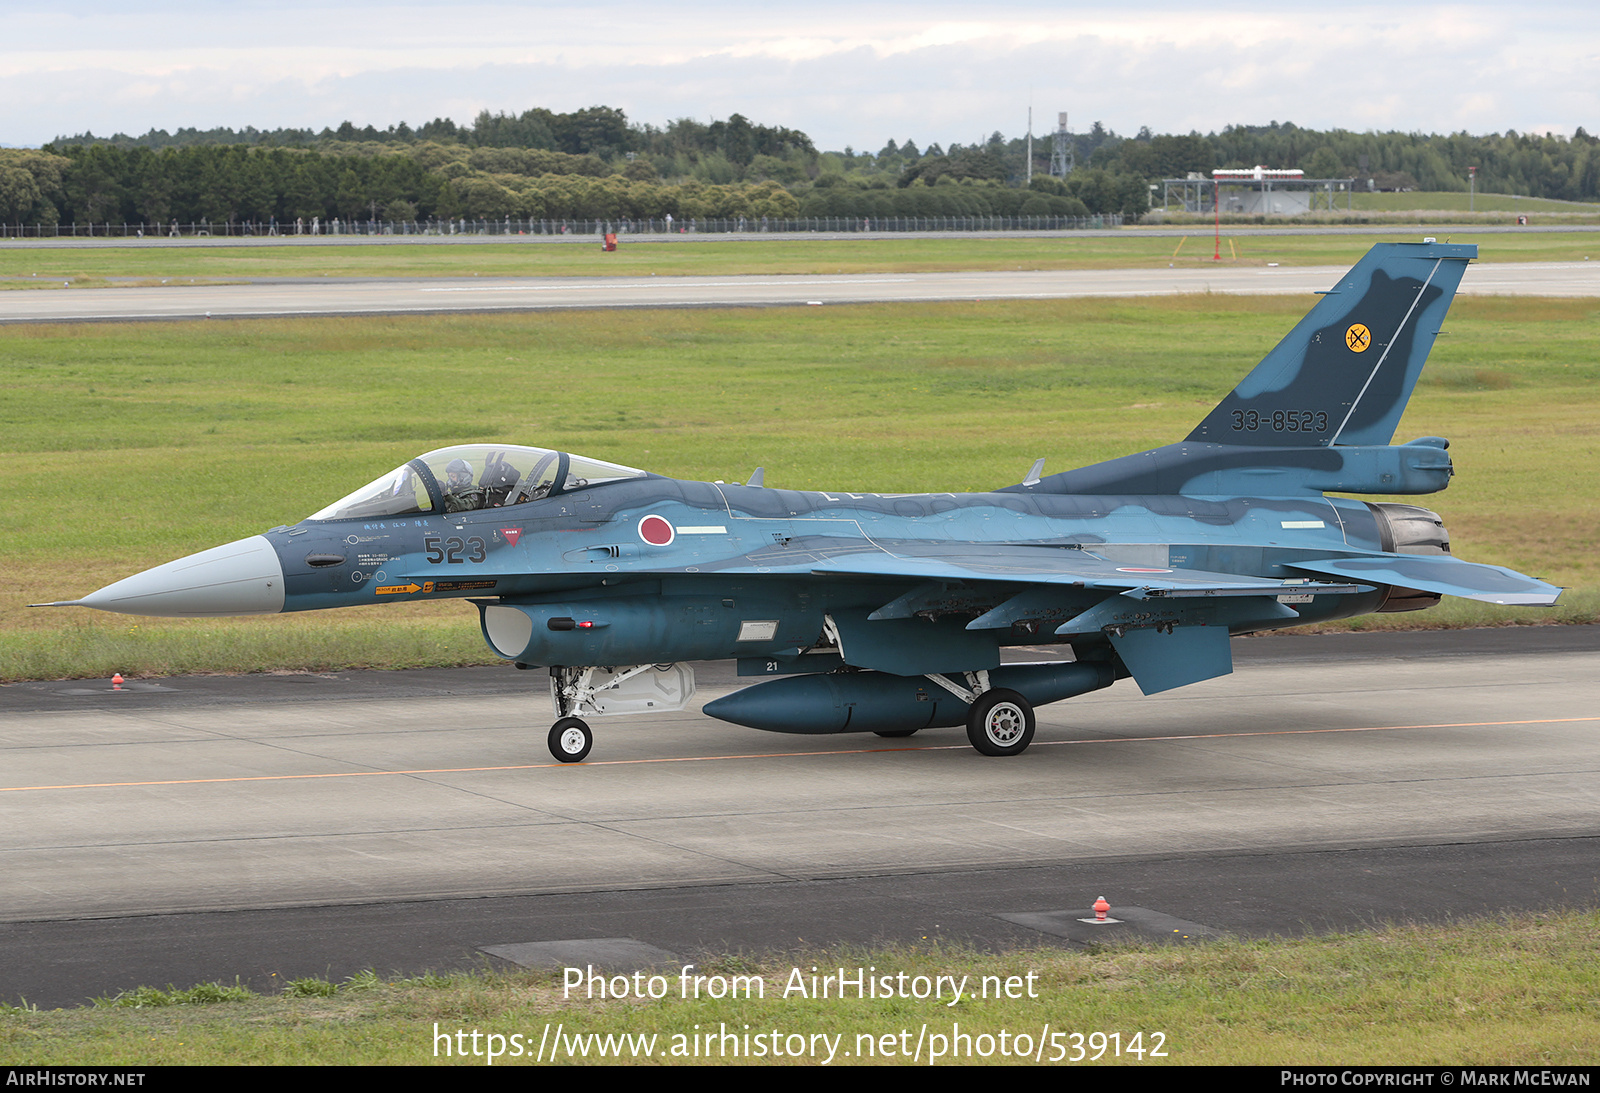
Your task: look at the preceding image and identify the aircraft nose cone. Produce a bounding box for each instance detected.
[75,535,287,617]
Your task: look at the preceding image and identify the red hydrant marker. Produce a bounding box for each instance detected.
[1078,895,1122,925]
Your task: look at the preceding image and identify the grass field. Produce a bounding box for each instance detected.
[1348,191,1600,214]
[2,291,1595,681]
[4,229,1600,286]
[5,911,1597,1064]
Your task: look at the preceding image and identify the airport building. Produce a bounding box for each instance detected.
[1162,167,1356,215]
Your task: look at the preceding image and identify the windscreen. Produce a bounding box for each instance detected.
[305,444,648,521]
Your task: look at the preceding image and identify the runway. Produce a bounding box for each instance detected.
[4,260,1600,323]
[3,627,1597,1004]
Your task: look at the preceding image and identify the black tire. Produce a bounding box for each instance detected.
[548,717,593,763]
[966,689,1035,756]
[873,728,919,738]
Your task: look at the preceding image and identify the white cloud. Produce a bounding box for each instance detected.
[3,2,1596,147]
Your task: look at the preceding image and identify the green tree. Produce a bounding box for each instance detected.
[1305,147,1346,178]
[0,165,41,222]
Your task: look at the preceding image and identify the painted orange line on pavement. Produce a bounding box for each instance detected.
[1033,716,1600,746]
[4,716,1596,794]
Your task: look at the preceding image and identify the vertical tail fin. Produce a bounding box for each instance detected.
[1186,241,1475,448]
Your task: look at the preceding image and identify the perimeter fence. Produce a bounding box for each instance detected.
[0,214,1122,240]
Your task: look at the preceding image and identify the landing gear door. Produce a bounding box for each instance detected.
[551,664,697,718]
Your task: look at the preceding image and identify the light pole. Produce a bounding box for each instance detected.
[1213,174,1221,261]
[1469,166,1477,212]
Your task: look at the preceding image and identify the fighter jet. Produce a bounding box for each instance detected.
[39,241,1560,762]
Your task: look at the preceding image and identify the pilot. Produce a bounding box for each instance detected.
[442,458,488,512]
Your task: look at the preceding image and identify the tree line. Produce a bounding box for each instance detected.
[4,109,1597,228]
[0,143,808,225]
[1095,121,1600,201]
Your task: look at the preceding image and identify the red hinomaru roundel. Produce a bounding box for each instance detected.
[638,514,675,546]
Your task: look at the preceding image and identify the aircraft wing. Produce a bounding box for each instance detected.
[709,537,1551,607]
[794,544,1366,696]
[1284,553,1562,605]
[804,545,1358,598]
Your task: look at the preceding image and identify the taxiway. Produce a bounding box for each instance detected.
[3,627,1596,1005]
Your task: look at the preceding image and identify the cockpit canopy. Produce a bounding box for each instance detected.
[306,445,649,522]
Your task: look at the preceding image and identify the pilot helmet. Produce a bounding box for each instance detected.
[445,458,474,489]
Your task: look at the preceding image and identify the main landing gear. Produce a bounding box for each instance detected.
[965,688,1035,757]
[867,688,1038,753]
[548,717,593,763]
[922,670,1038,757]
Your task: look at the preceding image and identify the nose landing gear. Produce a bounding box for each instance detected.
[548,717,593,763]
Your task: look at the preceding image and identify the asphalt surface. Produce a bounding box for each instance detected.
[3,626,1597,1008]
[4,261,1600,323]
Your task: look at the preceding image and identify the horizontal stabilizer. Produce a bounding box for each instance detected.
[1285,554,1562,606]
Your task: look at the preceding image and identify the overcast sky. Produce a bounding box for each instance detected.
[4,1,1596,150]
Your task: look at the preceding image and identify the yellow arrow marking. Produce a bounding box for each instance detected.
[376,583,422,595]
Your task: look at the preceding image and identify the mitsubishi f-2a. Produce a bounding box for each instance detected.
[40,242,1561,762]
